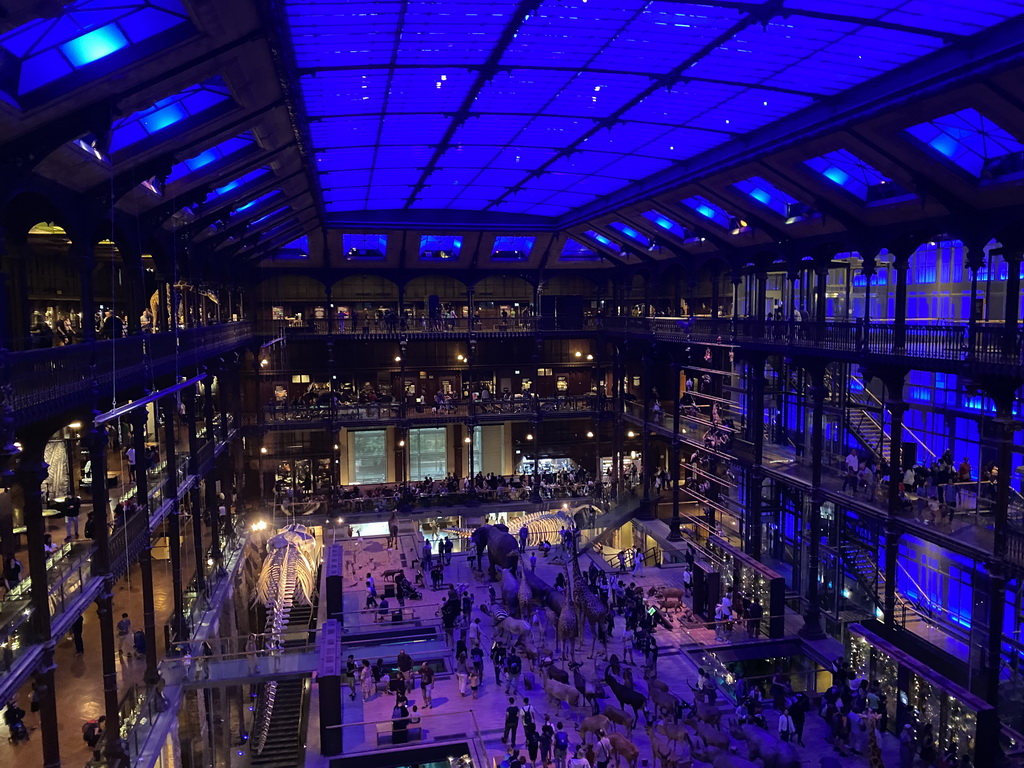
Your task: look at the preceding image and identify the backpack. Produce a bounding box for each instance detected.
[555,731,569,750]
[509,656,522,675]
[522,706,535,727]
[83,721,98,743]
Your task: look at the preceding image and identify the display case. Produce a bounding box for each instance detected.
[848,625,995,762]
[707,533,786,638]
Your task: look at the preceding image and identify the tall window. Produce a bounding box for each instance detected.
[409,428,447,480]
[351,430,386,484]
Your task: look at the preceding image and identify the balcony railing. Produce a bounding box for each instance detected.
[617,316,1023,366]
[8,323,253,421]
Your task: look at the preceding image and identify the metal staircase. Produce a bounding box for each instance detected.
[838,543,934,626]
[250,678,308,768]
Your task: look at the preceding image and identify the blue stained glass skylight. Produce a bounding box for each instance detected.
[232,191,281,217]
[805,149,907,202]
[343,233,388,259]
[0,0,191,99]
[561,237,601,261]
[164,134,255,185]
[492,235,535,259]
[282,0,1023,220]
[640,210,687,238]
[419,234,463,260]
[109,78,232,153]
[275,236,310,260]
[732,176,801,218]
[905,108,1024,178]
[584,230,613,247]
[249,206,291,229]
[608,221,649,247]
[681,196,733,229]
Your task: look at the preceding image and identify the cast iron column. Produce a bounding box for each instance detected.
[86,418,127,766]
[745,355,766,558]
[17,438,61,768]
[183,385,206,591]
[638,352,654,519]
[160,397,186,646]
[668,356,682,541]
[203,378,222,560]
[891,249,911,353]
[130,407,161,685]
[799,370,827,640]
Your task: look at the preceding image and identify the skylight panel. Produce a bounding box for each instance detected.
[561,237,601,261]
[109,78,232,153]
[608,222,650,246]
[249,206,291,229]
[343,233,387,259]
[681,195,732,229]
[640,210,687,238]
[419,234,463,260]
[906,108,1024,178]
[164,133,255,185]
[492,236,535,260]
[274,235,310,261]
[805,149,909,202]
[583,230,614,248]
[733,176,801,218]
[209,168,271,201]
[0,0,191,101]
[231,191,281,217]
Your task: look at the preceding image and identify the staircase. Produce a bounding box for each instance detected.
[250,678,307,768]
[838,543,932,625]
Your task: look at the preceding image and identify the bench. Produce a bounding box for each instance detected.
[376,723,422,745]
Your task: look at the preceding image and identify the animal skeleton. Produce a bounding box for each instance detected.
[251,524,320,755]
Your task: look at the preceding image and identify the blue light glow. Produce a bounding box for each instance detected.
[608,221,649,246]
[733,176,801,217]
[906,108,1024,177]
[560,237,600,261]
[805,149,907,203]
[282,0,1014,218]
[164,134,255,185]
[59,24,128,66]
[640,210,687,238]
[492,235,535,259]
[109,78,232,153]
[0,0,191,99]
[419,234,462,260]
[681,196,732,229]
[210,168,271,201]
[343,233,387,259]
[585,230,611,246]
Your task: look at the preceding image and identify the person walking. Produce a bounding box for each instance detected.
[468,617,483,647]
[521,697,537,739]
[633,548,645,577]
[419,662,434,708]
[503,696,521,746]
[246,634,260,674]
[553,722,570,768]
[117,612,133,658]
[539,715,555,766]
[365,573,378,609]
[397,649,414,688]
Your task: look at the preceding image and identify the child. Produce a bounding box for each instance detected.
[469,670,481,698]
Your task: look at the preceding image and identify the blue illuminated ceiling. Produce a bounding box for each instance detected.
[283,0,1023,223]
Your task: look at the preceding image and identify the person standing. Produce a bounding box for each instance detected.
[778,708,795,742]
[456,652,469,697]
[505,648,522,695]
[419,662,434,708]
[126,445,136,482]
[899,724,916,768]
[345,654,358,700]
[594,730,613,768]
[491,642,506,684]
[468,617,483,648]
[360,659,374,702]
[397,649,414,687]
[539,715,555,767]
[503,696,521,746]
[72,613,85,655]
[64,496,82,540]
[117,612,132,658]
[519,525,529,553]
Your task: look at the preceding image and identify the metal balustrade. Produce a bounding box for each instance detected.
[8,323,253,423]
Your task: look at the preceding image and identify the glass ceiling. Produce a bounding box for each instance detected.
[284,0,1023,221]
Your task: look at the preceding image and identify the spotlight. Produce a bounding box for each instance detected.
[464,436,471,444]
[457,354,464,361]
[627,431,635,438]
[526,434,534,441]
[395,356,402,362]
[260,446,267,454]
[67,421,82,430]
[586,431,594,438]
[586,354,593,361]
[259,358,268,368]
[398,439,406,447]
[575,351,582,358]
